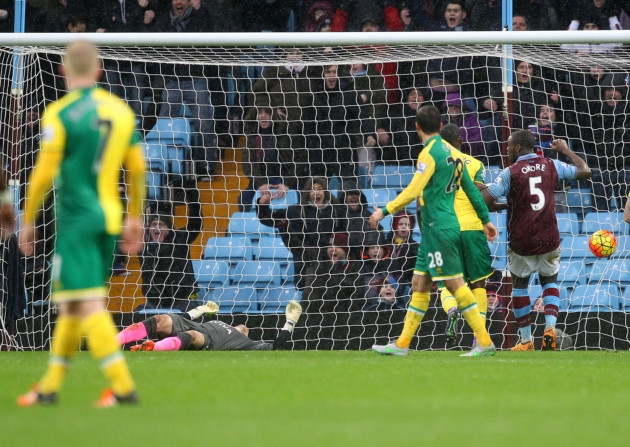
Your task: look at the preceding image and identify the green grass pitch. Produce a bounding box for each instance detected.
[2,350,629,446]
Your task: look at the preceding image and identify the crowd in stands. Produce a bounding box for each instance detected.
[5,0,630,316]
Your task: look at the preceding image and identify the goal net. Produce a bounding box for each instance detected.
[3,31,630,351]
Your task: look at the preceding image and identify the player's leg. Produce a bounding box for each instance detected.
[508,249,537,351]
[443,276,494,355]
[17,298,82,406]
[439,286,461,346]
[373,239,433,355]
[150,330,203,351]
[539,249,561,351]
[80,233,136,405]
[461,229,494,328]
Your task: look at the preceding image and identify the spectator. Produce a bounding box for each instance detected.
[91,0,155,119]
[242,0,295,32]
[511,60,561,131]
[386,210,418,292]
[427,1,474,98]
[364,274,406,310]
[331,0,403,32]
[528,104,569,161]
[336,189,383,260]
[138,181,203,312]
[440,92,485,161]
[511,13,529,30]
[240,106,304,211]
[359,230,393,291]
[249,48,317,169]
[466,0,502,31]
[309,64,361,188]
[562,15,622,53]
[384,87,428,165]
[257,177,338,290]
[569,0,622,31]
[303,0,334,31]
[151,0,218,178]
[302,232,364,313]
[513,0,557,29]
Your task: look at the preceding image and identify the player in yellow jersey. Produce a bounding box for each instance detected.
[437,123,499,347]
[370,106,498,357]
[17,41,146,407]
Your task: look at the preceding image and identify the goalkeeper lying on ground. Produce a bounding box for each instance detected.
[116,301,302,351]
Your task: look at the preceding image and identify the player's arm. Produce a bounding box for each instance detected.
[460,166,489,225]
[460,167,497,242]
[482,168,510,212]
[20,111,65,255]
[624,195,630,224]
[120,140,146,255]
[273,300,302,350]
[369,153,435,228]
[550,139,591,180]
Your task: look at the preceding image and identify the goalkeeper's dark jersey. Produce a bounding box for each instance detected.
[170,315,272,351]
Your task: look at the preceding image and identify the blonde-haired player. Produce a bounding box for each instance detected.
[18,41,146,407]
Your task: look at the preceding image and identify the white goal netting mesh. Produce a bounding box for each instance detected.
[3,37,630,351]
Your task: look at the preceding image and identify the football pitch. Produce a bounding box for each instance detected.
[2,350,629,447]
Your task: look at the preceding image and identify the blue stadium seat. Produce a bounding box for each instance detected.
[556,212,580,236]
[559,235,598,261]
[565,187,595,216]
[193,260,229,289]
[145,118,191,146]
[379,214,393,233]
[621,287,630,311]
[254,236,293,262]
[146,171,165,201]
[227,211,277,241]
[557,260,588,290]
[412,223,421,242]
[203,235,254,261]
[252,189,299,210]
[208,286,258,313]
[488,212,508,270]
[231,260,282,287]
[484,165,504,184]
[569,284,621,312]
[362,188,399,209]
[258,286,303,313]
[371,164,415,189]
[582,211,626,235]
[588,259,630,287]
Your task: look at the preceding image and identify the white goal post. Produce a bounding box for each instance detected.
[2,31,630,351]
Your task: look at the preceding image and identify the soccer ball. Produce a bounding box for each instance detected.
[588,230,617,258]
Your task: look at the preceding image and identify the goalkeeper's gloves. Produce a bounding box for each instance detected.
[282,300,302,333]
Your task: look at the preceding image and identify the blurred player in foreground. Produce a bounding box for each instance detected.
[18,41,146,407]
[117,300,302,351]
